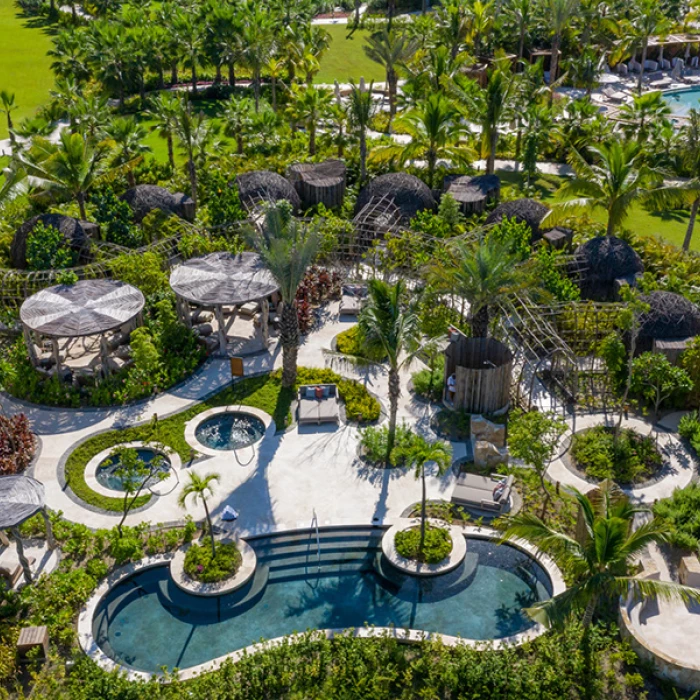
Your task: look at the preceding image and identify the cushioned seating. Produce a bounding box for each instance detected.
[451,473,514,513]
[339,284,368,316]
[297,384,340,425]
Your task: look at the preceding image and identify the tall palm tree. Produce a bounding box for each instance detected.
[17,131,114,220]
[223,95,257,155]
[364,30,418,129]
[0,91,17,148]
[49,29,90,83]
[507,0,533,62]
[146,92,180,171]
[105,116,151,188]
[618,91,672,143]
[178,472,220,556]
[239,1,276,111]
[502,481,700,628]
[86,22,130,108]
[552,141,670,236]
[359,280,421,460]
[394,434,452,558]
[437,0,472,61]
[172,9,207,96]
[287,85,333,157]
[50,77,82,132]
[372,93,470,188]
[544,0,579,86]
[72,92,112,141]
[248,204,319,388]
[429,236,522,337]
[347,80,376,183]
[624,0,671,95]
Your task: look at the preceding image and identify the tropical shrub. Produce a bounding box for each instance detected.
[91,187,142,247]
[26,222,76,270]
[653,484,700,551]
[359,423,416,465]
[395,524,452,564]
[335,325,387,361]
[411,365,443,401]
[0,414,35,475]
[184,541,242,583]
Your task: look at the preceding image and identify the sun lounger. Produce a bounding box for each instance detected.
[339,284,368,316]
[602,87,629,103]
[451,473,514,513]
[297,384,340,425]
[644,60,659,71]
[661,58,671,70]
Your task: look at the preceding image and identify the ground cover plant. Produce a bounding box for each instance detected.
[184,541,241,583]
[0,412,35,475]
[395,524,452,563]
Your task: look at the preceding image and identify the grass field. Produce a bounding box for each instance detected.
[0,0,54,140]
[316,24,385,84]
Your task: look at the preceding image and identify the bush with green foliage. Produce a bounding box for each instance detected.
[108,250,169,297]
[570,426,662,484]
[678,412,700,442]
[681,336,700,408]
[184,541,242,583]
[199,169,247,226]
[395,524,452,564]
[360,423,416,466]
[335,325,387,361]
[91,187,143,247]
[411,356,444,402]
[653,483,700,551]
[26,222,77,271]
[534,246,580,301]
[488,216,531,261]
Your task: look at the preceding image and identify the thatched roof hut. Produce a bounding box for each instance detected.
[11,214,89,270]
[637,291,700,353]
[0,475,45,530]
[236,170,301,213]
[354,173,436,224]
[287,160,347,209]
[484,198,550,240]
[120,185,195,223]
[443,174,500,215]
[572,236,644,302]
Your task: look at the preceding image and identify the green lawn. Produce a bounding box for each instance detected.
[0,0,54,140]
[498,171,697,252]
[316,25,385,84]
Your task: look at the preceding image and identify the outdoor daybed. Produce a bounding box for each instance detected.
[451,473,514,514]
[298,384,340,425]
[339,284,368,316]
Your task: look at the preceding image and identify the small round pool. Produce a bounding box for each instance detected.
[663,87,700,117]
[194,412,266,451]
[96,448,171,492]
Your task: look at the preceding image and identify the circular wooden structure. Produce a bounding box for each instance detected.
[169,252,279,355]
[485,198,550,241]
[443,174,500,215]
[287,160,347,209]
[444,334,513,414]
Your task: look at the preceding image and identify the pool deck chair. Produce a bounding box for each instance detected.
[339,284,368,316]
[451,473,514,514]
[298,384,341,425]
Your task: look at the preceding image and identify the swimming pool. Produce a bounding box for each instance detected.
[663,87,700,116]
[96,448,171,492]
[194,412,266,451]
[91,528,555,674]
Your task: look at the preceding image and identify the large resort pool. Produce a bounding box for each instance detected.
[91,528,553,674]
[662,87,700,116]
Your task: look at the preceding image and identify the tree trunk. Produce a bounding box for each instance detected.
[77,192,87,221]
[167,134,175,170]
[41,508,56,550]
[191,63,198,95]
[309,123,316,156]
[271,76,277,111]
[606,210,615,236]
[419,467,427,558]
[202,497,216,556]
[188,156,198,207]
[683,196,700,251]
[638,42,647,95]
[471,305,489,337]
[386,366,400,462]
[254,69,260,112]
[539,471,552,520]
[237,134,244,154]
[228,61,236,87]
[582,593,598,627]
[127,169,136,188]
[171,61,178,85]
[388,72,397,127]
[550,33,560,86]
[11,528,32,585]
[359,130,367,182]
[616,321,637,440]
[354,0,360,25]
[487,129,498,175]
[214,64,222,85]
[518,26,525,62]
[280,301,300,388]
[158,64,165,90]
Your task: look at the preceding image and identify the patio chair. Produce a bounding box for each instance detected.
[339,284,368,316]
[644,59,659,72]
[297,384,340,425]
[602,87,629,103]
[451,473,514,514]
[661,58,672,70]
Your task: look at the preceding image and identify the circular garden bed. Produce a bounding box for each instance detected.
[332,326,387,362]
[395,524,453,564]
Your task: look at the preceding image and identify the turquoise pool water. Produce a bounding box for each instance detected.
[663,88,700,116]
[92,529,552,673]
[96,448,170,492]
[195,412,265,450]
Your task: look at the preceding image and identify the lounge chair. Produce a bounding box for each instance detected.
[451,473,514,513]
[339,284,368,316]
[644,59,659,72]
[297,384,340,425]
[602,87,629,103]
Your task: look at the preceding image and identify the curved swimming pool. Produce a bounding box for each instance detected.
[91,527,555,674]
[663,87,700,116]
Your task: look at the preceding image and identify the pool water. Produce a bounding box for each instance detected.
[195,412,266,450]
[96,448,171,492]
[663,88,700,116]
[93,529,552,673]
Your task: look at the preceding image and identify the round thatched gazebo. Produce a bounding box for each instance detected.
[20,279,145,381]
[287,160,347,209]
[0,475,55,584]
[637,291,700,354]
[572,236,644,302]
[354,173,436,224]
[484,198,550,240]
[443,174,501,215]
[169,252,280,356]
[11,214,90,270]
[121,185,195,223]
[236,170,301,213]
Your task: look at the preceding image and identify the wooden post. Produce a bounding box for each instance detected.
[261,299,269,345]
[215,305,227,355]
[41,508,56,550]
[0,530,9,547]
[10,528,32,585]
[23,327,37,367]
[51,338,61,379]
[100,336,110,376]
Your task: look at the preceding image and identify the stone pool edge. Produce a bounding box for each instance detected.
[77,523,566,683]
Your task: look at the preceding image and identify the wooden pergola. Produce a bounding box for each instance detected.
[19,280,145,380]
[169,252,279,356]
[0,475,55,585]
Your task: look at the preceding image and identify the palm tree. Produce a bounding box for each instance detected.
[359,280,421,460]
[0,91,17,148]
[544,0,579,86]
[178,472,220,556]
[72,92,112,141]
[502,481,700,628]
[624,0,671,95]
[239,1,276,111]
[146,92,180,170]
[364,30,418,128]
[394,434,452,558]
[429,236,522,337]
[17,131,114,220]
[105,116,151,188]
[347,80,376,184]
[372,93,470,188]
[552,141,671,236]
[287,85,333,157]
[223,95,257,155]
[48,29,90,83]
[86,22,130,108]
[50,77,82,132]
[437,0,472,61]
[248,204,319,388]
[618,91,672,143]
[172,9,207,96]
[507,0,533,62]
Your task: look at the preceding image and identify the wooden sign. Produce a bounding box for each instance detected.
[230,357,244,377]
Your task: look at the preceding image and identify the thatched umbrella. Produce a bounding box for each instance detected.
[11,214,89,270]
[0,475,55,584]
[637,291,700,353]
[484,198,550,240]
[121,184,195,223]
[354,172,436,224]
[572,236,644,302]
[236,170,302,213]
[443,174,501,215]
